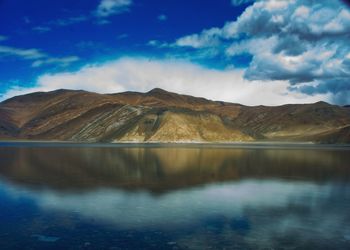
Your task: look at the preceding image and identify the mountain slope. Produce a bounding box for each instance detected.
[1,88,350,143]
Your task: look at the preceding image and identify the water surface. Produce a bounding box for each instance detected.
[0,143,350,249]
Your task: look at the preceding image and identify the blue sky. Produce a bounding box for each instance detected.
[0,0,349,105]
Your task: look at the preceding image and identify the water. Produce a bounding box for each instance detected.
[0,143,350,249]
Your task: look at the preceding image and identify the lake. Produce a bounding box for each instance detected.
[0,142,350,249]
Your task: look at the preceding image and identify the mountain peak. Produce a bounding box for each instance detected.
[147,88,170,95]
[314,101,331,106]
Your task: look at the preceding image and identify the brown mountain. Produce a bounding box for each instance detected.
[1,88,349,143]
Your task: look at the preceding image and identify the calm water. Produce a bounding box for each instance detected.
[0,143,350,249]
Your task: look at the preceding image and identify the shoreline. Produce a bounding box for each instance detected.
[0,140,350,149]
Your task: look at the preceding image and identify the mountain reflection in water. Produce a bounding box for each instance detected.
[1,145,349,191]
[0,144,349,249]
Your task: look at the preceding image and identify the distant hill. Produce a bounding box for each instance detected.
[1,88,350,143]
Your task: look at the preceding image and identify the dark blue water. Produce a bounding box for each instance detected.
[0,144,350,249]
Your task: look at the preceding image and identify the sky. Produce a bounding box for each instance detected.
[0,0,349,105]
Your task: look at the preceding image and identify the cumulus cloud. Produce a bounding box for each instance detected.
[174,0,350,104]
[1,57,328,105]
[0,45,79,68]
[95,0,132,18]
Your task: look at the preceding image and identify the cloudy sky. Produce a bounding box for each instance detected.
[0,0,349,105]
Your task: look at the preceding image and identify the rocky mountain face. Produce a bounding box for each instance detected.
[0,88,349,143]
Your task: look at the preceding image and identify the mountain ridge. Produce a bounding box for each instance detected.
[1,88,349,143]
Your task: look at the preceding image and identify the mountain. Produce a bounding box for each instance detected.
[1,88,350,143]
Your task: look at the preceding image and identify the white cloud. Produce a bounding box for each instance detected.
[95,0,132,18]
[293,5,310,18]
[31,56,80,68]
[175,28,222,48]
[0,45,46,60]
[1,57,328,105]
[172,0,350,104]
[0,45,79,68]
